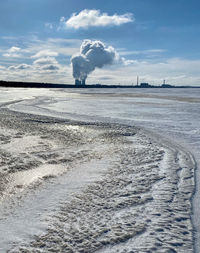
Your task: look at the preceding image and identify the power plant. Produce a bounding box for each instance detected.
[71,40,117,86]
[75,79,86,86]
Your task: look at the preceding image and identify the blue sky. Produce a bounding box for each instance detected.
[0,0,200,85]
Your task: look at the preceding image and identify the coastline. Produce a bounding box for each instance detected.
[0,108,196,252]
[0,80,200,89]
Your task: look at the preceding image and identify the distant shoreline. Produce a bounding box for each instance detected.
[0,80,199,89]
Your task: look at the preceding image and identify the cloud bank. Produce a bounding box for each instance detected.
[61,9,134,29]
[1,36,200,86]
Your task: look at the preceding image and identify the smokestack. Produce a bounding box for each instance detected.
[71,40,118,84]
[75,79,81,86]
[137,76,139,86]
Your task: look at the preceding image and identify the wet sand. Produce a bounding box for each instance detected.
[0,108,195,252]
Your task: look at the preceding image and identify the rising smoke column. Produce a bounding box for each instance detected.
[71,40,118,81]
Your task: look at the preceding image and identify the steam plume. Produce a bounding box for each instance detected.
[71,40,118,81]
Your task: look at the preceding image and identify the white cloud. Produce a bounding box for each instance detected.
[121,57,137,66]
[33,57,58,66]
[8,46,21,53]
[45,23,54,29]
[31,50,59,59]
[46,38,81,45]
[61,9,134,29]
[33,57,60,73]
[41,65,59,71]
[119,49,166,56]
[8,64,31,71]
[3,46,21,58]
[24,37,80,57]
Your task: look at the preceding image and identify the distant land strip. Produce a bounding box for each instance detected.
[0,80,199,89]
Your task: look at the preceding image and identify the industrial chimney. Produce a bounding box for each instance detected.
[75,79,86,86]
[75,79,81,86]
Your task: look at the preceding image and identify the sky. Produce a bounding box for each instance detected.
[0,0,200,86]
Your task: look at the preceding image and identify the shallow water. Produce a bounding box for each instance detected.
[0,87,199,252]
